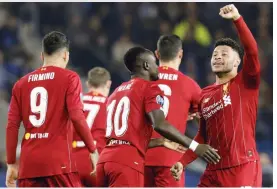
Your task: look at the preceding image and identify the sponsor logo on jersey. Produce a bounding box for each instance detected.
[156,95,164,106]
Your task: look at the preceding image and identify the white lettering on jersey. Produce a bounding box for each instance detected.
[159,73,178,80]
[117,83,133,92]
[28,72,55,82]
[82,95,106,103]
[223,95,231,107]
[202,95,231,120]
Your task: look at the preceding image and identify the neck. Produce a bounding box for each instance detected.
[88,87,107,97]
[215,71,237,85]
[43,61,65,68]
[43,55,66,68]
[131,73,151,81]
[159,60,180,70]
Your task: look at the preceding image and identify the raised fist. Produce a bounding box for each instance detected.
[219,4,241,21]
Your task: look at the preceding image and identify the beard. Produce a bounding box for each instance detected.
[212,62,233,77]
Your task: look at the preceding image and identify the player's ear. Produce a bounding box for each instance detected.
[155,50,160,60]
[143,61,150,70]
[63,51,69,62]
[41,52,44,62]
[234,55,241,67]
[178,49,183,59]
[86,81,90,89]
[235,58,241,67]
[106,80,112,89]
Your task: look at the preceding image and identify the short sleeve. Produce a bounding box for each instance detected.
[8,82,22,123]
[66,73,84,112]
[144,83,164,113]
[190,80,202,113]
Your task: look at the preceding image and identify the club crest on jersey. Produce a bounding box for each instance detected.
[223,95,231,107]
[156,95,164,106]
[203,98,210,103]
[223,83,229,95]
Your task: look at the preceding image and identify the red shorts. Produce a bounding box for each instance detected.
[74,148,96,187]
[144,166,184,187]
[96,162,144,187]
[198,161,262,187]
[17,172,82,187]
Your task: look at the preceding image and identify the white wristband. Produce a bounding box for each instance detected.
[189,140,199,152]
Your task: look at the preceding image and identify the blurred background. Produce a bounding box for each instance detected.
[0,2,273,187]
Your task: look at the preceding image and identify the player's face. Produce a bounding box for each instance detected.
[147,54,159,81]
[211,45,238,74]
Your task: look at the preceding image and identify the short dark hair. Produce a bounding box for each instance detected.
[214,38,244,59]
[124,46,151,72]
[87,67,111,88]
[42,31,70,55]
[157,34,182,61]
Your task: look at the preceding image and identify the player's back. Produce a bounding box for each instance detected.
[98,78,162,173]
[145,66,201,167]
[72,91,107,153]
[15,66,80,179]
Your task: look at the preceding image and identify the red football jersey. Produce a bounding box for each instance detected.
[72,91,107,154]
[145,66,201,167]
[180,17,261,170]
[8,66,84,179]
[98,78,163,173]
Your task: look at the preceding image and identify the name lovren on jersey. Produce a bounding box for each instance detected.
[28,72,55,82]
[158,73,178,80]
[202,95,232,120]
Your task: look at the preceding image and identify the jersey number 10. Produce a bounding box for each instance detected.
[105,96,130,137]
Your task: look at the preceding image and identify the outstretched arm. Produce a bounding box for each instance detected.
[144,84,220,164]
[220,4,260,88]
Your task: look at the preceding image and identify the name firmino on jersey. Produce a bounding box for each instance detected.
[159,73,178,80]
[28,72,55,82]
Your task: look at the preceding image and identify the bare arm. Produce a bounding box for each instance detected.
[147,109,220,164]
[148,110,193,148]
[180,117,206,166]
[148,138,164,149]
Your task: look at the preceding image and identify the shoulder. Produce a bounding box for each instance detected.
[179,72,197,84]
[200,84,217,98]
[179,72,201,90]
[63,69,80,79]
[14,70,38,90]
[144,81,163,97]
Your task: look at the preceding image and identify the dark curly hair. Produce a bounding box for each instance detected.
[42,31,70,55]
[123,46,152,73]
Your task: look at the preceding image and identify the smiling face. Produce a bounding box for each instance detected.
[211,45,240,75]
